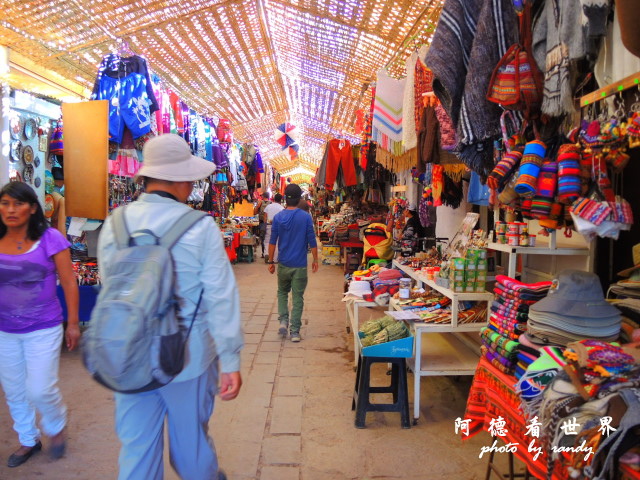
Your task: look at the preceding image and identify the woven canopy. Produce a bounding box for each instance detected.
[1,0,443,173]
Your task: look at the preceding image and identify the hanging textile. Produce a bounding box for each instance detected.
[414,52,433,131]
[372,70,406,155]
[91,54,159,113]
[402,51,419,150]
[324,139,357,188]
[425,0,518,178]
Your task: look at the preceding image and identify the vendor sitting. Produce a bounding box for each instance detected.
[387,203,426,257]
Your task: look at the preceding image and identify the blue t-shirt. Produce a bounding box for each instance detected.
[269,208,317,268]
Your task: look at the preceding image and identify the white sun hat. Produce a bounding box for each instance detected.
[135,133,216,182]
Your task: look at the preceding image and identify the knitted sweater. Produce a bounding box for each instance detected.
[425,0,518,177]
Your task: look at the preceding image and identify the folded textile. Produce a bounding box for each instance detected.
[492,297,532,313]
[494,284,548,301]
[491,304,530,322]
[493,287,540,304]
[488,321,521,341]
[480,327,520,352]
[483,347,516,374]
[517,350,540,365]
[496,275,553,293]
[482,339,520,360]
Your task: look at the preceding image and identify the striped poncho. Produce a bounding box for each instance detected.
[425,0,518,178]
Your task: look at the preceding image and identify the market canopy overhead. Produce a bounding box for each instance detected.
[0,0,443,173]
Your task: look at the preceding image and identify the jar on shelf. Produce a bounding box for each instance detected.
[399,278,411,299]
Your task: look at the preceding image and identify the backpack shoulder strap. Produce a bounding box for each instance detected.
[111,207,131,250]
[160,210,208,249]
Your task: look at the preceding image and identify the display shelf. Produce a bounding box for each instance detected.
[487,240,590,279]
[392,260,493,327]
[407,330,481,423]
[392,258,490,423]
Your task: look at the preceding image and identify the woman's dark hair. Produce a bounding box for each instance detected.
[0,182,49,241]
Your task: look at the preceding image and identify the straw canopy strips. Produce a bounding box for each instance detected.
[0,0,444,174]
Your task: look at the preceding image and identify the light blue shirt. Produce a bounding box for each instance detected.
[97,193,243,379]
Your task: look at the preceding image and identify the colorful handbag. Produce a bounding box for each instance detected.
[486,5,542,114]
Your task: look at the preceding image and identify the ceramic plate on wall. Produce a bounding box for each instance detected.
[9,115,22,140]
[10,140,22,162]
[24,118,37,140]
[22,145,35,164]
[23,164,34,184]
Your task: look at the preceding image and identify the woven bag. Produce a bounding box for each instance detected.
[486,5,542,114]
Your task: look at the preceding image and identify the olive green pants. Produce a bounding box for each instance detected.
[277,265,308,334]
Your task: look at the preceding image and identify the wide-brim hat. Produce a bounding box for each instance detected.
[530,270,620,319]
[618,243,640,278]
[135,134,216,182]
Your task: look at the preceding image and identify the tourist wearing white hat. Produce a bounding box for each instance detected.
[97,134,243,480]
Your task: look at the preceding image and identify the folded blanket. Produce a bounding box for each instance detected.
[494,284,549,301]
[496,275,553,293]
[488,321,521,341]
[494,287,540,304]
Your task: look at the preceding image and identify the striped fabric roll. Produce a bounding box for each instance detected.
[557,144,581,203]
[515,141,546,197]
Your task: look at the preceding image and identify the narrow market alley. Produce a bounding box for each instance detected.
[0,259,509,480]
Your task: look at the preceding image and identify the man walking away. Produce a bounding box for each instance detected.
[263,193,284,263]
[97,134,243,480]
[267,184,318,342]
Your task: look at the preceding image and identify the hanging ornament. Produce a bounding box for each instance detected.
[274,123,298,149]
[288,143,300,160]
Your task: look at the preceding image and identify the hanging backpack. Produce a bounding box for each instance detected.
[82,207,207,393]
[486,4,543,115]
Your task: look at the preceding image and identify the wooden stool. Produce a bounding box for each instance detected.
[485,450,531,480]
[351,354,410,429]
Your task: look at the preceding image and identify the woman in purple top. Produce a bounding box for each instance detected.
[0,182,80,468]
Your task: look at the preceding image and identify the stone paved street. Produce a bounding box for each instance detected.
[0,259,521,479]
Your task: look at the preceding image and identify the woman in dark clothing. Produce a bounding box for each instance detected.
[399,205,426,256]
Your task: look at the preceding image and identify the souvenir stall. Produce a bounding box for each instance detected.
[413,0,640,476]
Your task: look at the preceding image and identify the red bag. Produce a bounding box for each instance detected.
[486,5,542,115]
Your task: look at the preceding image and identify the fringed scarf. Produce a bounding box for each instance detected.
[373,70,406,155]
[402,52,419,150]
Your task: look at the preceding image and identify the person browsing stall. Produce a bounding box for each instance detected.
[0,181,80,467]
[268,184,318,342]
[97,134,243,480]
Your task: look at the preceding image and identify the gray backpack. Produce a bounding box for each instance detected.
[82,206,207,393]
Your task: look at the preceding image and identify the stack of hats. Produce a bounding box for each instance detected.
[483,275,553,375]
[609,243,640,300]
[527,270,622,346]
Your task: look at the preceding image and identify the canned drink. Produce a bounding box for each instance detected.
[519,233,529,246]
